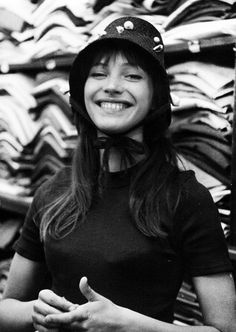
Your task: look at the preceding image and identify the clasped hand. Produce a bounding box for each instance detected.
[32,276,125,332]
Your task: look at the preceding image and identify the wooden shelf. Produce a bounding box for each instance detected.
[0,36,235,73]
[0,54,76,73]
[165,35,236,54]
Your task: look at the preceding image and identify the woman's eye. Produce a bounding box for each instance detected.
[126,74,142,80]
[90,72,106,78]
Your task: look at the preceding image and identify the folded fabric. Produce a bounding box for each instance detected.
[31,0,94,27]
[0,190,32,214]
[168,61,234,91]
[171,109,231,132]
[0,0,35,32]
[132,0,180,14]
[171,121,231,184]
[0,219,22,249]
[177,149,230,185]
[163,0,234,30]
[0,98,37,145]
[38,104,76,136]
[178,154,225,193]
[163,18,236,45]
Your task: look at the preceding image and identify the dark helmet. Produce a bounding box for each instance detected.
[69,16,171,135]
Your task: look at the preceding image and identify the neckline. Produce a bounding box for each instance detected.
[103,164,139,188]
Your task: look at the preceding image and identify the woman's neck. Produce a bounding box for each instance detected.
[97,128,146,172]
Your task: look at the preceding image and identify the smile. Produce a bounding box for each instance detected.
[99,102,130,111]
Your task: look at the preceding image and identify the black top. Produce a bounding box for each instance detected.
[14,166,232,323]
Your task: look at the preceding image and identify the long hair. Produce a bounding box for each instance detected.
[39,41,181,240]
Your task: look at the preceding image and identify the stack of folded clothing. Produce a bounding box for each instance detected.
[15,71,77,196]
[0,70,77,213]
[0,0,92,64]
[163,0,236,30]
[174,281,203,326]
[0,73,38,213]
[0,0,236,67]
[169,60,234,237]
[162,0,236,46]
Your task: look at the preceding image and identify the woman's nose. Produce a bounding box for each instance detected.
[103,75,123,94]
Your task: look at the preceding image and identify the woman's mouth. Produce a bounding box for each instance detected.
[99,102,131,111]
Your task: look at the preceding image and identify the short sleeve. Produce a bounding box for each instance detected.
[176,172,233,276]
[13,167,71,262]
[13,186,45,262]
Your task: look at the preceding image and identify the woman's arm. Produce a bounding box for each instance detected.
[0,253,50,332]
[127,272,236,332]
[0,253,76,332]
[0,299,36,332]
[192,272,236,332]
[45,274,236,332]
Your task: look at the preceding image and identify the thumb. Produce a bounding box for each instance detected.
[79,276,106,302]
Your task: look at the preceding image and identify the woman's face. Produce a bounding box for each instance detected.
[84,52,154,135]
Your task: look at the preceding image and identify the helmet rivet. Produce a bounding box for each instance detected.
[124,21,134,30]
[116,26,124,33]
[154,36,160,43]
[153,44,163,52]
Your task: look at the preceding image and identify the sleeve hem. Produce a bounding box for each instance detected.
[13,243,45,262]
[190,264,233,277]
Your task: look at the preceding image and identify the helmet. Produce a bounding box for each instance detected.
[69,16,171,135]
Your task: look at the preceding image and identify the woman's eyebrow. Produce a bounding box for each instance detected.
[92,61,108,67]
[124,63,140,69]
[91,61,140,70]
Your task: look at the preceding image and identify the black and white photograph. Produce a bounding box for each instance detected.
[0,1,236,331]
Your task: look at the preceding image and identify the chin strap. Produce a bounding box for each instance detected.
[93,135,147,172]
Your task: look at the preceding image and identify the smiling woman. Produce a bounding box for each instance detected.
[0,16,236,332]
[84,50,154,135]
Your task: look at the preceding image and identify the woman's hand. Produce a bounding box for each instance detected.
[44,277,127,332]
[32,289,75,332]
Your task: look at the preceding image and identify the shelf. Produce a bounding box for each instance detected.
[0,36,235,73]
[165,35,236,54]
[0,54,76,73]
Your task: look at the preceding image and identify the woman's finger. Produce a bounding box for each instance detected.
[79,276,105,302]
[34,300,63,316]
[45,305,88,325]
[38,290,74,312]
[32,311,60,329]
[33,325,59,332]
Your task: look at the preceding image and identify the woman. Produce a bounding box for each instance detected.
[0,16,236,332]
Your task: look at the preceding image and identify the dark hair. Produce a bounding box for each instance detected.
[39,41,181,240]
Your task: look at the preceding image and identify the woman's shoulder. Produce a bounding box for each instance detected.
[175,169,217,219]
[177,169,212,199]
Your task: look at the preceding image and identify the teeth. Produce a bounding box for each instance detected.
[100,102,127,111]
